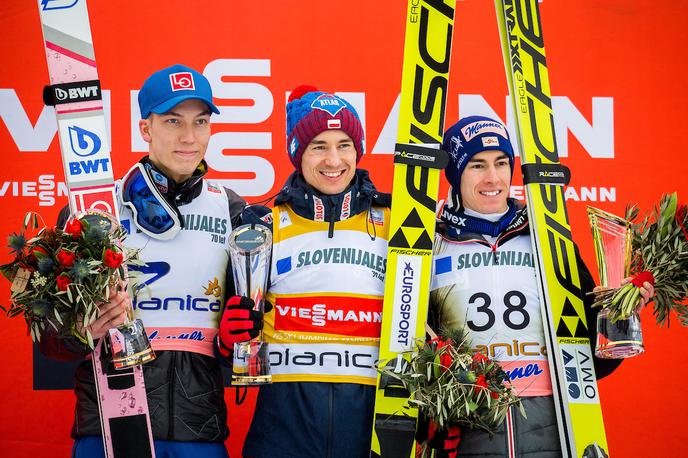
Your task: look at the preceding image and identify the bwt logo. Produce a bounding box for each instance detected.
[55,84,99,102]
[169,72,195,91]
[68,125,101,157]
[41,0,79,10]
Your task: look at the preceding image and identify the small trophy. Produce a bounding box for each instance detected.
[77,211,156,369]
[228,224,272,385]
[587,206,644,359]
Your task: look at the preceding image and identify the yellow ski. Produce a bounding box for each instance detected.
[495,1,609,456]
[370,1,455,457]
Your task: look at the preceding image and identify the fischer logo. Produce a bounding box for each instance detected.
[169,72,195,91]
[461,121,508,142]
[340,190,352,220]
[390,257,421,352]
[313,195,325,222]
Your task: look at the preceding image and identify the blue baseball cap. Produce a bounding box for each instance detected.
[137,64,220,119]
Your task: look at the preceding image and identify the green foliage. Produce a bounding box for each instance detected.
[378,327,523,435]
[1,212,140,347]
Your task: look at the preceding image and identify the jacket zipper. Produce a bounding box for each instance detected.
[167,354,176,439]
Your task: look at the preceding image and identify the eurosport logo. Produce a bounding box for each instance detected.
[41,0,79,10]
[68,125,101,157]
[169,72,195,91]
[389,256,421,352]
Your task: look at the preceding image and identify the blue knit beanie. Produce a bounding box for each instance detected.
[286,85,364,169]
[442,115,515,189]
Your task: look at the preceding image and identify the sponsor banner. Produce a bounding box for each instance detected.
[147,326,218,357]
[388,254,421,353]
[268,342,378,380]
[273,295,383,338]
[56,114,112,186]
[559,343,600,404]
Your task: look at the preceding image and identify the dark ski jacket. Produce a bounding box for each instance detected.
[242,170,391,458]
[430,200,620,458]
[39,159,245,443]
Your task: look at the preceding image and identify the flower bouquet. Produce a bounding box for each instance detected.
[1,211,139,349]
[591,193,688,326]
[378,327,523,455]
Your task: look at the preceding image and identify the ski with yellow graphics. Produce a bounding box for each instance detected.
[370,1,455,457]
[495,1,608,457]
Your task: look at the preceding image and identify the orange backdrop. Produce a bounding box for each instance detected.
[1,1,686,457]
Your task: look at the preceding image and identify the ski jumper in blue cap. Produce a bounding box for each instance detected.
[40,64,252,458]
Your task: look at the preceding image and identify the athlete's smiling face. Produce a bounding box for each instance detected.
[300,130,357,195]
[139,98,211,183]
[459,150,512,214]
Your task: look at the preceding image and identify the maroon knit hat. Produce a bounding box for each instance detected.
[285,85,365,169]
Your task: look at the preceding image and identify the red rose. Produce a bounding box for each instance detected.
[56,250,76,267]
[472,351,489,365]
[64,218,83,237]
[29,246,48,263]
[103,248,124,268]
[439,350,453,371]
[56,274,71,291]
[473,374,489,394]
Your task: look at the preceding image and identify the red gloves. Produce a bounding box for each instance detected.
[216,296,269,357]
[427,421,461,458]
[416,417,461,458]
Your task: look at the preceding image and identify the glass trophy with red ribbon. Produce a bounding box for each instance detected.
[587,206,644,358]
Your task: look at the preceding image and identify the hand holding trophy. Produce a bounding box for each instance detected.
[588,193,688,359]
[227,223,273,385]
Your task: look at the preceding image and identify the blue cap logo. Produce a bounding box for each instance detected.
[310,94,346,117]
[138,64,220,119]
[169,72,195,91]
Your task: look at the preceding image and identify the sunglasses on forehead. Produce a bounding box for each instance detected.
[120,162,182,240]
